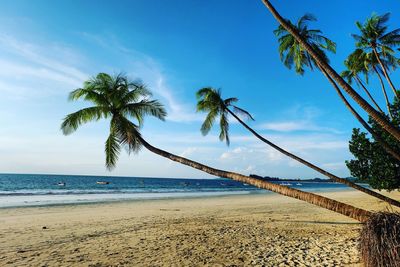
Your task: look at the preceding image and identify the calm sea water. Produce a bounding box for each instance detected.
[0,173,355,208]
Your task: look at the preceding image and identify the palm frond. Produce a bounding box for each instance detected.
[112,115,143,154]
[298,13,317,28]
[224,97,238,106]
[61,106,109,135]
[123,99,167,126]
[105,126,121,170]
[219,112,230,146]
[232,105,254,121]
[200,109,218,136]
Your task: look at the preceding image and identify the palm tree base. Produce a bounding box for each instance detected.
[360,212,400,267]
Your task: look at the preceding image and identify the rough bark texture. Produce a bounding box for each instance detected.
[138,136,372,222]
[261,0,400,142]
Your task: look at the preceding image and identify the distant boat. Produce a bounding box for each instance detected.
[280,182,292,186]
[57,182,66,186]
[296,183,302,186]
[96,181,110,185]
[243,183,249,186]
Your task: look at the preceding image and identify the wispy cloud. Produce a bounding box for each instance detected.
[79,32,202,123]
[257,104,343,134]
[259,120,342,133]
[0,34,89,98]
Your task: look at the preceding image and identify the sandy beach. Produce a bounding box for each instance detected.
[1,190,399,266]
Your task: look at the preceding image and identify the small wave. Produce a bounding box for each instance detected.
[0,187,255,197]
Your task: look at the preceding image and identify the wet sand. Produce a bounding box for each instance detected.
[1,190,399,266]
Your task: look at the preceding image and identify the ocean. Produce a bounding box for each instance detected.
[0,173,356,208]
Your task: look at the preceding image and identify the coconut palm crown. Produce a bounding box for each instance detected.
[196,87,253,146]
[352,13,400,61]
[273,13,336,75]
[352,13,400,97]
[61,73,167,169]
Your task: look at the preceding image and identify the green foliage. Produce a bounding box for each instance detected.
[274,13,336,75]
[346,95,400,191]
[352,13,400,54]
[61,73,166,170]
[196,87,253,146]
[352,13,400,70]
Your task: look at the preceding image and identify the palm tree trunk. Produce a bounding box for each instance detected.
[261,0,400,142]
[355,75,384,114]
[320,69,400,162]
[137,135,372,222]
[225,107,400,207]
[373,65,394,120]
[372,47,400,99]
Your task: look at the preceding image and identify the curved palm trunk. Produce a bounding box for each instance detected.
[373,65,394,120]
[225,107,400,207]
[137,135,371,222]
[320,69,400,162]
[355,75,384,114]
[373,48,400,99]
[261,0,400,142]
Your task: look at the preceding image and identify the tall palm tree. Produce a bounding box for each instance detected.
[196,87,400,206]
[320,66,400,162]
[341,52,383,114]
[352,13,400,99]
[261,0,400,143]
[61,72,372,222]
[273,13,336,75]
[196,88,254,146]
[350,48,396,119]
[272,13,400,162]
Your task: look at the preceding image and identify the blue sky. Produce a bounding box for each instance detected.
[0,0,399,179]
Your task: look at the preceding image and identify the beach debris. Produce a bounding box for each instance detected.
[360,212,400,267]
[42,226,47,230]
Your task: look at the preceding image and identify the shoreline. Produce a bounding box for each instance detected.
[1,190,399,266]
[0,186,357,209]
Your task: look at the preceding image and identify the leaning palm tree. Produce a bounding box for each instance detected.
[352,13,400,99]
[354,49,395,119]
[261,2,400,265]
[196,87,400,206]
[61,72,374,223]
[261,0,400,143]
[273,13,336,75]
[341,52,383,113]
[272,14,400,162]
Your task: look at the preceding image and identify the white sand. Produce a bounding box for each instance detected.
[1,190,399,266]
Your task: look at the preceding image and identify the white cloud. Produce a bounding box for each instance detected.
[0,34,89,100]
[257,104,343,134]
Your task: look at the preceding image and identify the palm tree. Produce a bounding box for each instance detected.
[272,13,400,162]
[364,50,395,119]
[273,13,336,75]
[352,13,400,99]
[196,87,400,206]
[61,72,372,222]
[261,0,400,143]
[341,52,383,114]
